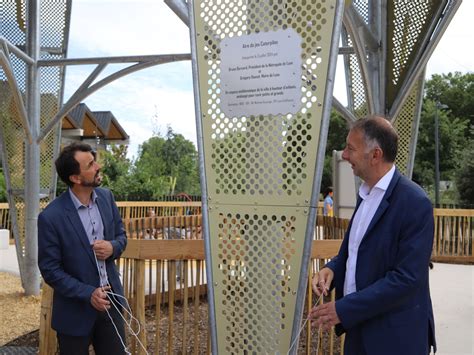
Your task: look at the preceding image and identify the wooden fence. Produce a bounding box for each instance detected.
[117,216,345,355]
[38,207,474,354]
[431,208,474,263]
[39,215,345,355]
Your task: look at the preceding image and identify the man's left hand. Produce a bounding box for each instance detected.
[93,240,113,260]
[309,301,341,331]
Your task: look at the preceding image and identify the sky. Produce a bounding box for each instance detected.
[64,0,474,159]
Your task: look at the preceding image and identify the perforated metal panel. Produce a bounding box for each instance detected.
[386,0,444,107]
[352,0,369,23]
[343,31,368,119]
[0,0,69,266]
[191,0,342,352]
[393,76,424,177]
[197,0,338,206]
[210,206,307,353]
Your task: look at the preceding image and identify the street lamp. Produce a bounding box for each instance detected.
[434,101,448,207]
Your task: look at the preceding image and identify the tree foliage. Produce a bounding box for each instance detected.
[455,127,474,206]
[99,128,200,200]
[414,72,473,205]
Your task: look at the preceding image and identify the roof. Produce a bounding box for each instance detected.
[62,103,129,142]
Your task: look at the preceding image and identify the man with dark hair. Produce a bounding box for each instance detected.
[38,142,127,355]
[310,116,436,355]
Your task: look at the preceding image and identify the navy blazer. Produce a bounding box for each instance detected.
[38,187,127,336]
[326,169,436,355]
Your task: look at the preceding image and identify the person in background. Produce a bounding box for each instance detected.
[323,187,334,216]
[38,142,127,355]
[309,116,436,355]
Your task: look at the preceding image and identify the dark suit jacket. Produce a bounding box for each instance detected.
[326,169,436,355]
[38,187,127,336]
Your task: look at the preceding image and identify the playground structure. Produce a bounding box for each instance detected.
[0,0,462,353]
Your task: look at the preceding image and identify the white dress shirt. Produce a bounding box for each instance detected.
[343,165,396,296]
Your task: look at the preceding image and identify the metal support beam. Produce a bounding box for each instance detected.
[37,53,190,66]
[0,36,35,65]
[0,51,33,144]
[37,53,191,143]
[332,96,358,123]
[165,0,190,26]
[343,5,376,115]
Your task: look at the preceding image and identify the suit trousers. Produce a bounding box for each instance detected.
[57,304,126,355]
[343,327,367,355]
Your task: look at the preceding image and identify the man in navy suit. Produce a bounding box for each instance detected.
[309,116,436,355]
[38,142,127,355]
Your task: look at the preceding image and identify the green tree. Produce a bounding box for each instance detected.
[413,99,468,191]
[425,72,474,135]
[134,127,200,197]
[455,127,474,207]
[0,169,7,202]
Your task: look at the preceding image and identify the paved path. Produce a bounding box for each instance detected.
[430,262,474,355]
[1,245,473,354]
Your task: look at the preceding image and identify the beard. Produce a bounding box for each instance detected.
[81,172,102,187]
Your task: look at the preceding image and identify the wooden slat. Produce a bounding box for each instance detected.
[434,208,474,217]
[431,255,474,264]
[135,259,147,355]
[122,239,206,260]
[311,240,342,259]
[38,284,57,355]
[123,239,341,260]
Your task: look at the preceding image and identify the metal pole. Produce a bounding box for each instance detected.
[434,103,440,207]
[434,101,448,207]
[23,0,41,295]
[188,1,218,353]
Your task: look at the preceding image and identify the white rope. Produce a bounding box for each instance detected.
[287,293,323,355]
[93,250,149,355]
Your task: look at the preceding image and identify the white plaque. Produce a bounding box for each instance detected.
[220,29,302,117]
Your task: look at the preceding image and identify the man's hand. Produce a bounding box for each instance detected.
[312,267,334,297]
[309,301,341,331]
[92,240,113,260]
[91,286,111,312]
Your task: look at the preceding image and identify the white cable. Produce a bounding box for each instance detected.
[92,249,150,355]
[287,293,323,355]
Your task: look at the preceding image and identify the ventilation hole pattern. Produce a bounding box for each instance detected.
[344,32,368,118]
[390,1,432,87]
[198,0,335,198]
[394,78,421,175]
[216,212,297,353]
[353,0,369,24]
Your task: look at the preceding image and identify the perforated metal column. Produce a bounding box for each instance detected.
[190,0,343,352]
[0,0,69,285]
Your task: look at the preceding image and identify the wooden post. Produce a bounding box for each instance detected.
[135,259,147,354]
[39,283,57,354]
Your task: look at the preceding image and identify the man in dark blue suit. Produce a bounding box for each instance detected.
[38,142,127,355]
[309,116,436,355]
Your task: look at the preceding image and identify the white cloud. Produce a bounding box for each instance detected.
[68,1,190,57]
[63,0,473,160]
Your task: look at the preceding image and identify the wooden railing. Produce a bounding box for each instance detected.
[31,205,474,353]
[116,201,202,220]
[39,215,345,355]
[118,240,343,354]
[432,208,474,264]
